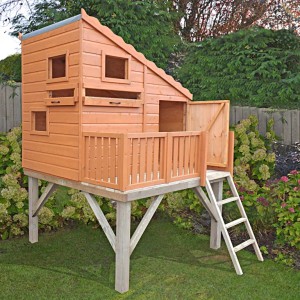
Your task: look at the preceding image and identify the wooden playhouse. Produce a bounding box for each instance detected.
[21,9,263,293]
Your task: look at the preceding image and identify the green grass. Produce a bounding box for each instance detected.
[0,216,299,300]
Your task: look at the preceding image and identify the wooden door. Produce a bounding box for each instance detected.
[187,100,230,167]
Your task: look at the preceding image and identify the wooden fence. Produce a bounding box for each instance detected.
[0,84,22,133]
[230,106,300,145]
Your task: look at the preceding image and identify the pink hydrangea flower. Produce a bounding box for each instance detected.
[298,180,300,185]
[290,170,298,175]
[280,176,289,182]
[288,207,295,213]
[281,202,287,208]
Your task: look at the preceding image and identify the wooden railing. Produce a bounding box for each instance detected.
[83,131,208,191]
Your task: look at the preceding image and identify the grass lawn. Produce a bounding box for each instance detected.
[0,216,299,300]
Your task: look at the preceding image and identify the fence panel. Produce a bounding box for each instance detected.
[230,106,300,145]
[0,84,22,133]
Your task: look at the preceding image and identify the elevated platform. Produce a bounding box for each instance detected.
[24,169,202,202]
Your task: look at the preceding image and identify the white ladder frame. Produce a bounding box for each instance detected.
[194,171,263,275]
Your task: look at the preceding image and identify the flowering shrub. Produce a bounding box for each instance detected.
[222,116,277,232]
[270,171,300,249]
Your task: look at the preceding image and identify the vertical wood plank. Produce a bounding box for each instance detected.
[235,106,243,123]
[5,86,14,131]
[291,110,300,144]
[153,137,159,180]
[283,110,292,145]
[110,138,117,183]
[115,201,131,293]
[184,136,190,175]
[210,180,223,249]
[0,85,7,132]
[89,137,96,180]
[13,86,22,127]
[29,177,39,243]
[178,136,184,176]
[258,108,267,136]
[273,110,282,141]
[131,138,139,184]
[229,106,235,126]
[146,138,153,181]
[103,138,109,182]
[96,137,103,182]
[172,136,179,177]
[139,138,146,183]
[189,135,196,174]
[199,132,208,186]
[165,134,172,182]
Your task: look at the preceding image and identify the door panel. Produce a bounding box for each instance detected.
[187,101,230,167]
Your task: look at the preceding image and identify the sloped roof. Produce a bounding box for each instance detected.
[81,10,192,99]
[22,9,192,99]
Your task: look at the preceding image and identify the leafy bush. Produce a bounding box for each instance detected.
[176,27,300,109]
[270,171,300,249]
[0,54,21,83]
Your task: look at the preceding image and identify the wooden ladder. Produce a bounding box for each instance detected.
[196,171,264,275]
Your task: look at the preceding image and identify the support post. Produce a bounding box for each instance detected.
[210,180,223,249]
[115,201,131,293]
[28,177,39,243]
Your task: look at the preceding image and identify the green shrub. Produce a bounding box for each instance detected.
[270,171,300,249]
[0,54,21,82]
[176,27,300,109]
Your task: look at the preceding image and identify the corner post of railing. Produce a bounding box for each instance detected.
[227,131,235,177]
[119,133,128,191]
[164,133,172,183]
[199,131,208,186]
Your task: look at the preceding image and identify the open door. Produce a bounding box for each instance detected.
[159,101,186,132]
[187,100,230,168]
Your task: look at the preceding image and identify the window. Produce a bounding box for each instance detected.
[30,108,49,135]
[102,52,130,83]
[47,50,69,83]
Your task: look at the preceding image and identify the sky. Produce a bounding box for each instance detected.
[0,0,32,60]
[0,25,21,60]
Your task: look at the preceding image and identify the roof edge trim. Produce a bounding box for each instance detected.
[22,14,81,40]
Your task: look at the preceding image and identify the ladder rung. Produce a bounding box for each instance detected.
[234,239,255,252]
[217,197,239,206]
[225,218,246,229]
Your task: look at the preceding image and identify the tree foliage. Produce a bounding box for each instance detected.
[10,0,182,70]
[0,54,21,82]
[170,0,300,42]
[176,27,300,108]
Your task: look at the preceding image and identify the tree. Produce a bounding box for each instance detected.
[169,0,300,42]
[10,0,182,70]
[176,27,300,109]
[0,54,21,82]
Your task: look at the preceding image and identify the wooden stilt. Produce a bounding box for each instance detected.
[210,180,223,249]
[115,201,131,293]
[28,177,39,243]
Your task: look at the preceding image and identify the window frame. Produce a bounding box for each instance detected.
[101,52,131,84]
[46,50,69,83]
[30,107,49,136]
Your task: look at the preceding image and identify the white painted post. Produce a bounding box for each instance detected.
[115,201,131,293]
[210,180,223,249]
[28,177,39,243]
